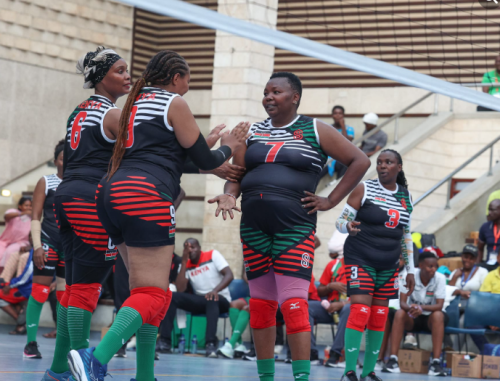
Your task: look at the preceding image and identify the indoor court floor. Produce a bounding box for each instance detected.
[0,325,475,381]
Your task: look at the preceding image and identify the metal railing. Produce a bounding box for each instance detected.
[414,135,500,209]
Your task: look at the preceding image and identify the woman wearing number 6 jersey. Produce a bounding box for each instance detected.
[209,72,370,381]
[336,149,416,381]
[67,50,249,381]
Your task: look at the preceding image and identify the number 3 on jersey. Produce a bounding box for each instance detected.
[265,141,285,163]
[385,208,400,229]
[70,111,87,150]
[125,106,138,148]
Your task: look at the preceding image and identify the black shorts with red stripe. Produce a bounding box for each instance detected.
[240,193,316,282]
[95,168,176,247]
[33,233,65,278]
[344,260,399,300]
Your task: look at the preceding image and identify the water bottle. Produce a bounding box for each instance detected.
[178,333,185,354]
[191,335,198,354]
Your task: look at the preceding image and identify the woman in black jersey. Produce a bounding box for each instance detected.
[44,46,131,381]
[210,72,370,381]
[67,50,249,381]
[336,149,416,381]
[24,140,64,360]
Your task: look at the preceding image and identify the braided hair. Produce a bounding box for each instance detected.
[380,149,408,189]
[108,50,189,179]
[269,72,302,107]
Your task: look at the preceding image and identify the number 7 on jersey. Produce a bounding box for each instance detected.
[265,141,285,163]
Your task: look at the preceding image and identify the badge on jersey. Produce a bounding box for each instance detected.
[105,238,117,261]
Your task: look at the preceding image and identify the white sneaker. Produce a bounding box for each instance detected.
[126,336,136,350]
[234,343,249,355]
[274,345,283,355]
[217,342,234,359]
[403,334,417,349]
[374,360,385,371]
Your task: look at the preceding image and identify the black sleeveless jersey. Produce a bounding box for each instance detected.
[41,174,62,238]
[118,87,187,199]
[241,115,327,200]
[344,179,413,269]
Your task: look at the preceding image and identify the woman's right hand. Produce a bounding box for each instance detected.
[347,221,361,236]
[33,248,47,270]
[207,194,241,220]
[221,122,251,153]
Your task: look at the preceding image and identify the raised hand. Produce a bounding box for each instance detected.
[206,124,226,148]
[207,194,241,220]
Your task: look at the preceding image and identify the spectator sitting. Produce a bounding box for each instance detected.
[0,197,32,271]
[383,252,448,377]
[479,55,500,111]
[327,229,348,260]
[360,113,387,157]
[480,265,500,294]
[478,199,500,272]
[330,105,355,179]
[158,238,234,358]
[485,189,500,215]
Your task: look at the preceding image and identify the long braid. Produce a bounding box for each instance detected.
[380,148,408,189]
[108,50,189,179]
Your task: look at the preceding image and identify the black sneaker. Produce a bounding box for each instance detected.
[206,342,217,358]
[360,371,383,381]
[340,370,359,381]
[382,357,400,373]
[326,351,344,368]
[428,359,447,377]
[242,348,257,361]
[114,343,127,358]
[23,341,41,359]
[155,338,172,354]
[284,349,292,363]
[310,349,319,365]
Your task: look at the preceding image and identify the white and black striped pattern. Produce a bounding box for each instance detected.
[133,87,178,131]
[363,178,412,225]
[44,174,61,196]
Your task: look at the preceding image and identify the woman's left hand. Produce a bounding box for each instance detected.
[405,273,415,296]
[301,191,334,214]
[207,194,240,220]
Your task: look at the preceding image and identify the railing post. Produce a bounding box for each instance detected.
[394,116,399,144]
[434,94,439,115]
[450,97,454,112]
[488,146,494,176]
[445,179,452,209]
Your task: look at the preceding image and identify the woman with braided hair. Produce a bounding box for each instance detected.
[67,50,249,381]
[336,148,416,381]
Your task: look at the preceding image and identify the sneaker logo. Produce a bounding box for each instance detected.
[373,350,380,355]
[290,302,300,310]
[295,374,306,379]
[347,348,357,352]
[28,324,36,327]
[361,307,369,313]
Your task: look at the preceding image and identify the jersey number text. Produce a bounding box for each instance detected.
[265,142,285,163]
[70,112,87,150]
[385,209,401,229]
[125,106,138,149]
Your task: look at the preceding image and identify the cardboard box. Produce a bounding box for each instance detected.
[451,353,482,378]
[483,355,500,379]
[438,257,463,272]
[398,349,431,374]
[469,231,479,239]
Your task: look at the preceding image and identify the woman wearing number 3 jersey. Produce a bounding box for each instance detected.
[42,46,131,381]
[67,50,249,381]
[210,72,370,381]
[336,149,416,381]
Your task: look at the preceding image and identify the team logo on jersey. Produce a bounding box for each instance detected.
[244,261,250,272]
[254,132,271,138]
[105,238,117,261]
[301,253,310,268]
[374,197,386,203]
[350,281,360,288]
[400,198,408,210]
[169,226,176,238]
[293,129,303,140]
[426,291,434,297]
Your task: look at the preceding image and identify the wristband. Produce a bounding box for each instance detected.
[225,193,237,200]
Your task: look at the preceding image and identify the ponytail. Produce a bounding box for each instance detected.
[107,50,189,180]
[380,149,408,189]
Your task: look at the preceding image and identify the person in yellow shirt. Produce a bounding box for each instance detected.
[479,266,500,294]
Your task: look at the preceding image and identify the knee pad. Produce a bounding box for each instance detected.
[60,284,71,308]
[68,283,102,313]
[249,298,279,329]
[149,289,173,327]
[346,304,371,332]
[31,283,50,304]
[122,286,166,325]
[281,298,310,335]
[367,305,389,332]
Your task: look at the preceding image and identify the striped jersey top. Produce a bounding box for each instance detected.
[344,179,413,268]
[241,115,327,199]
[42,173,62,238]
[119,87,186,199]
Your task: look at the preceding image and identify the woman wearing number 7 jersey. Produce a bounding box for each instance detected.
[67,50,250,381]
[209,72,370,381]
[336,149,416,381]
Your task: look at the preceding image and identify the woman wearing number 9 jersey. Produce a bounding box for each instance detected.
[67,50,249,381]
[336,149,416,381]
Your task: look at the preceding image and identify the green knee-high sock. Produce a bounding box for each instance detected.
[229,307,240,330]
[256,358,274,381]
[50,304,71,374]
[229,310,249,348]
[26,295,44,343]
[361,329,385,377]
[135,324,158,381]
[67,306,93,350]
[344,327,364,374]
[93,307,143,365]
[292,360,310,380]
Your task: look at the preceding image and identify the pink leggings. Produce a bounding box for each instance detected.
[248,268,310,305]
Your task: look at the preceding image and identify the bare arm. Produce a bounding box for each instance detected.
[477,239,485,263]
[483,86,490,94]
[4,211,21,223]
[421,299,445,313]
[175,243,190,292]
[103,108,122,140]
[31,177,46,222]
[400,293,411,312]
[213,267,234,294]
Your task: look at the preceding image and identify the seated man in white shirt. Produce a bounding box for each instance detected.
[383,252,448,377]
[158,238,234,358]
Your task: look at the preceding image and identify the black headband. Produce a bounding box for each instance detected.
[77,46,121,89]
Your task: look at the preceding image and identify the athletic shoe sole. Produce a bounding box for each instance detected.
[23,352,41,359]
[325,362,345,368]
[382,367,401,373]
[403,343,417,349]
[67,350,88,381]
[217,349,234,359]
[243,356,256,361]
[207,352,218,358]
[428,370,446,376]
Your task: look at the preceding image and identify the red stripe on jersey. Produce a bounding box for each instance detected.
[140,216,171,221]
[73,226,107,233]
[111,196,162,204]
[110,192,161,198]
[110,186,160,195]
[273,266,299,272]
[68,219,103,226]
[74,231,108,239]
[248,256,268,266]
[288,249,315,259]
[81,239,108,245]
[66,214,99,220]
[114,202,172,210]
[63,208,98,212]
[97,184,103,188]
[250,262,271,272]
[123,209,171,216]
[244,254,262,261]
[111,180,156,188]
[62,202,96,206]
[127,176,147,179]
[296,244,314,252]
[157,222,172,226]
[274,260,310,268]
